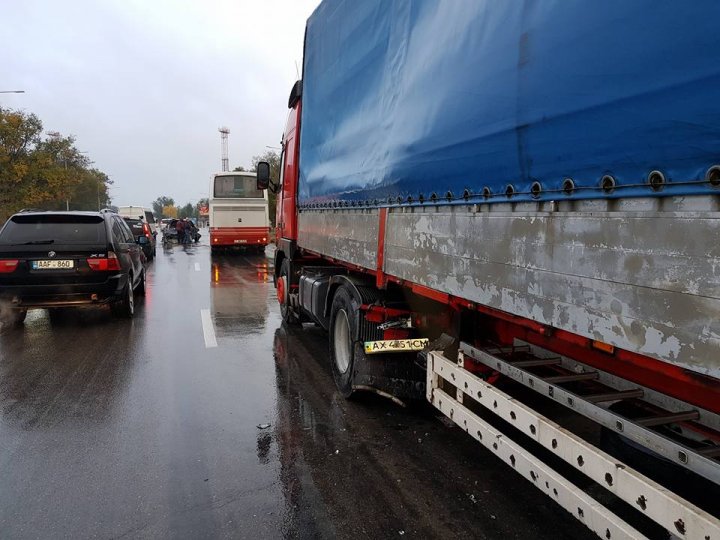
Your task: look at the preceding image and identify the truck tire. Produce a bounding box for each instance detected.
[279,259,300,325]
[329,285,360,398]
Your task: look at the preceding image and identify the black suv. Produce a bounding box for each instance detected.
[0,210,147,323]
[123,217,155,261]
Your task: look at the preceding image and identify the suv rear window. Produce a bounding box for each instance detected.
[123,218,144,236]
[0,214,106,245]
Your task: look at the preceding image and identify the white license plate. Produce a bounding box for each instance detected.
[364,338,429,354]
[234,239,247,244]
[32,260,74,270]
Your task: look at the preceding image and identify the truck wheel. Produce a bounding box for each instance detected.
[278,259,300,325]
[329,286,359,398]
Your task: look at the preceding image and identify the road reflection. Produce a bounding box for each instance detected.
[271,325,337,538]
[210,254,272,337]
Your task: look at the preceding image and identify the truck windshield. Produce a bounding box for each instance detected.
[213,175,262,198]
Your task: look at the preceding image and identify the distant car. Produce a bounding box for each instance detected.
[0,210,147,323]
[117,206,157,237]
[123,217,156,261]
[163,219,201,244]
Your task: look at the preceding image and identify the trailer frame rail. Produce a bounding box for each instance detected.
[427,347,720,540]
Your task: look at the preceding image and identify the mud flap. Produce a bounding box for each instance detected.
[351,342,426,400]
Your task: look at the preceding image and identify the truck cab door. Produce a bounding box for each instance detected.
[277,101,301,242]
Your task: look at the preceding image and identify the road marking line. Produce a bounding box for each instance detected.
[200,309,218,348]
[194,263,201,271]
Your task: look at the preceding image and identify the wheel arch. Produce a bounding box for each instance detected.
[324,274,383,339]
[274,250,286,284]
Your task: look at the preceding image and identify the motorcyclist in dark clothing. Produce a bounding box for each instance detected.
[175,219,185,244]
[183,219,192,244]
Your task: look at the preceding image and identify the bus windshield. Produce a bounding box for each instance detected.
[213,175,263,198]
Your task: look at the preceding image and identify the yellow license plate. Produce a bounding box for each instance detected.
[364,338,429,354]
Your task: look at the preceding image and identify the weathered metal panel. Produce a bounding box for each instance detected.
[297,210,378,270]
[384,205,720,378]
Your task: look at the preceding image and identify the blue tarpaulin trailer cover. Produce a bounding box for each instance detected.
[298,1,720,206]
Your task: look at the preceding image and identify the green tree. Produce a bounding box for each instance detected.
[152,196,175,218]
[0,107,111,221]
[178,203,195,219]
[27,132,90,211]
[252,150,280,227]
[0,108,42,216]
[69,169,112,211]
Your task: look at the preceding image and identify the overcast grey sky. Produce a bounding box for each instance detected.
[1,0,320,208]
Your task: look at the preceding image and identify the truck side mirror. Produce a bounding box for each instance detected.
[257,162,270,190]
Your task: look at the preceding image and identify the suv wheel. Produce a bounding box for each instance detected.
[136,268,146,297]
[111,279,135,318]
[48,308,66,325]
[1,307,27,327]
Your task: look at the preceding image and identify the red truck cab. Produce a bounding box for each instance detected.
[275,81,302,246]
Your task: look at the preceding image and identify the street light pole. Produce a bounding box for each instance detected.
[0,90,25,94]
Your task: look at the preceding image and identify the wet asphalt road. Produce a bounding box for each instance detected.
[0,232,592,539]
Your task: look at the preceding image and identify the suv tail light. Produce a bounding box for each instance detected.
[0,259,19,273]
[87,251,122,271]
[142,223,152,237]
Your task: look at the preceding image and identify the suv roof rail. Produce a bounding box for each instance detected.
[17,208,46,213]
[99,208,117,214]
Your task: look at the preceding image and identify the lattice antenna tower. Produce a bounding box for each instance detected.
[219,127,230,172]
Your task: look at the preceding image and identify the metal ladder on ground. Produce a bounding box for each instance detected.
[427,340,720,540]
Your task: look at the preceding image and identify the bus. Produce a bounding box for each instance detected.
[209,171,270,253]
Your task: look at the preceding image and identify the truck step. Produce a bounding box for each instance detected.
[428,347,720,540]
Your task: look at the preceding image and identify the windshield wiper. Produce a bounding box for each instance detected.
[17,239,55,245]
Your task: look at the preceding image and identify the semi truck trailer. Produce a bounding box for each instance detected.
[258,1,720,537]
